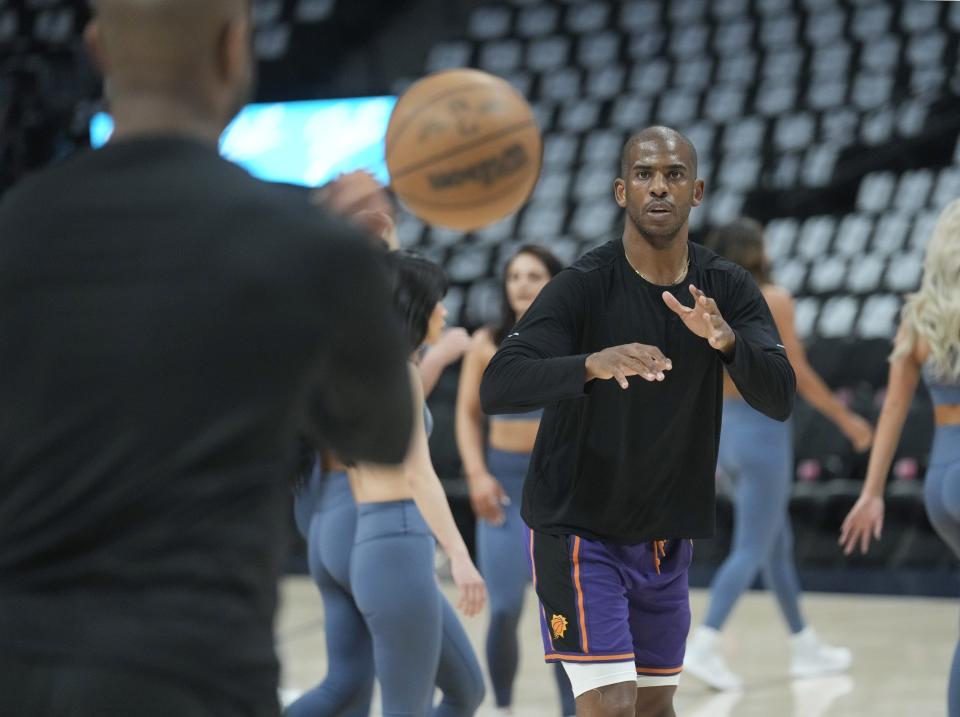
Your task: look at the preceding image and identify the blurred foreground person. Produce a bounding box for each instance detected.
[0,2,412,716]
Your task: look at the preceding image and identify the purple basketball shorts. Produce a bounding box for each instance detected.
[525,526,693,681]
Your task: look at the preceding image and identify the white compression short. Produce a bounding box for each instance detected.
[562,661,682,697]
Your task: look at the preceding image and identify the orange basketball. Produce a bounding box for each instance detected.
[386,68,542,232]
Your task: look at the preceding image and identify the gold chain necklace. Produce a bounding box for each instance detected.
[625,247,690,286]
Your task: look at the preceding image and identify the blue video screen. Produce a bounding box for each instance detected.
[90,96,397,187]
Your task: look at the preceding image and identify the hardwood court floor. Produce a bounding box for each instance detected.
[278,576,956,716]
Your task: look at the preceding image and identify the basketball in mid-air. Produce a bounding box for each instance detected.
[386,68,542,232]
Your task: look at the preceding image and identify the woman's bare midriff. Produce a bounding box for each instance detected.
[321,451,347,474]
[488,419,540,454]
[320,450,413,504]
[935,404,960,427]
[348,463,414,504]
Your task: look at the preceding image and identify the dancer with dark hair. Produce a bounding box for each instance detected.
[684,218,870,690]
[456,245,576,716]
[290,253,485,717]
[350,252,486,717]
[288,192,471,717]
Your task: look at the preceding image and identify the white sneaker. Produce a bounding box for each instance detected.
[789,627,852,679]
[684,627,744,691]
[278,688,302,707]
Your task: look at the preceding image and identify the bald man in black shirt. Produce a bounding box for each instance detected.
[0,2,411,716]
[481,126,795,717]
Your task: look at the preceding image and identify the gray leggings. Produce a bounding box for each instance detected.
[923,425,960,716]
[351,500,485,717]
[476,449,575,714]
[703,399,805,633]
[287,471,371,717]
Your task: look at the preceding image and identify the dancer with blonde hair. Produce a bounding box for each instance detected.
[841,198,960,714]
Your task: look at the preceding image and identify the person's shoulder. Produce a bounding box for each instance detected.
[914,332,932,364]
[760,285,795,328]
[0,138,286,218]
[761,284,793,310]
[0,147,95,212]
[693,241,747,279]
[227,176,363,249]
[695,241,759,297]
[897,318,932,365]
[570,237,621,274]
[238,181,318,226]
[103,137,314,218]
[215,180,380,291]
[472,326,497,348]
[470,327,499,359]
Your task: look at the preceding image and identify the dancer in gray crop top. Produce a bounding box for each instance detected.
[842,198,960,715]
[456,246,575,716]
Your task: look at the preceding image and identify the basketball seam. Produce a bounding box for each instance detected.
[386,72,527,156]
[388,120,539,181]
[396,172,537,211]
[388,82,492,154]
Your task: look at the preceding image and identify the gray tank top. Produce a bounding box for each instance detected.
[488,407,544,422]
[923,362,960,406]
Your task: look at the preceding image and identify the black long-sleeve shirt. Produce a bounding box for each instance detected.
[480,239,794,544]
[0,136,411,712]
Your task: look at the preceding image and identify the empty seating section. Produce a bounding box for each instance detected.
[401,1,958,347]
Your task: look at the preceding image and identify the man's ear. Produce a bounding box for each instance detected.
[614,177,626,208]
[691,178,705,207]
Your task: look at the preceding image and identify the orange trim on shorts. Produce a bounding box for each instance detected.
[572,536,589,653]
[545,653,636,662]
[635,665,684,675]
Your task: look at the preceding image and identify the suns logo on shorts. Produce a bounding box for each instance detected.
[550,613,569,639]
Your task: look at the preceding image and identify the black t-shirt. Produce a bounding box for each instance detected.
[480,239,795,544]
[0,136,411,713]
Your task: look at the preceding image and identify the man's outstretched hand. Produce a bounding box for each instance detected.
[662,284,735,356]
[585,343,672,389]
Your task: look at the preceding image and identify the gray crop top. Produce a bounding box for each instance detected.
[923,362,960,406]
